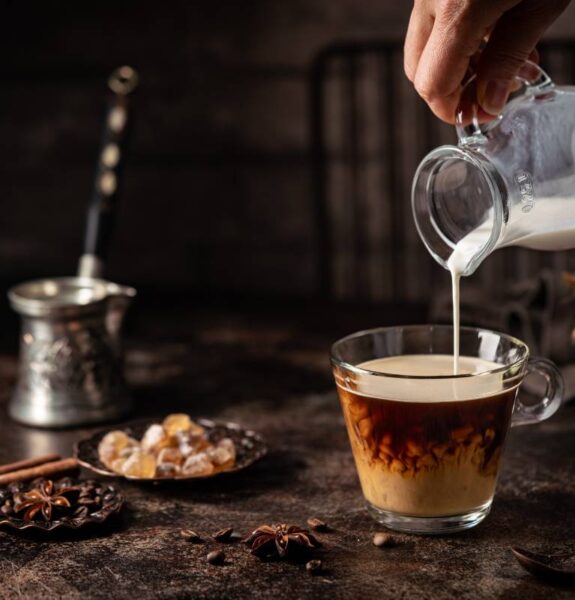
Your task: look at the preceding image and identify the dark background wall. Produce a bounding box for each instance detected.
[2,1,575,301]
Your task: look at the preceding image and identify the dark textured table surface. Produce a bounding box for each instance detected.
[0,303,574,599]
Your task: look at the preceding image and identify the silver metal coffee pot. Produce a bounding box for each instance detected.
[9,278,136,427]
[9,66,139,428]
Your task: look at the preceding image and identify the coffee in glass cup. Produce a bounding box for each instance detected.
[331,325,563,534]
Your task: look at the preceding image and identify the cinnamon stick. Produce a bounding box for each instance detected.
[0,453,61,475]
[0,458,79,485]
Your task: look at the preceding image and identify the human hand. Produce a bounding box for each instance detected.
[404,0,570,122]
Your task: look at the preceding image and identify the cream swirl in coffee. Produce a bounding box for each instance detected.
[335,354,517,517]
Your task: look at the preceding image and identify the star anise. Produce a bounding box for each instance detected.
[13,479,78,522]
[243,523,321,560]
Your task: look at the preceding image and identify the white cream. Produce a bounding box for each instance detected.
[446,220,494,375]
[511,225,575,251]
[356,355,504,402]
[358,354,499,377]
[451,271,460,375]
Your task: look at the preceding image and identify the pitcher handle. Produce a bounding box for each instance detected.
[511,357,564,427]
[456,61,553,145]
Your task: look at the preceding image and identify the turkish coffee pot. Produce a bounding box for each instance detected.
[9,67,138,428]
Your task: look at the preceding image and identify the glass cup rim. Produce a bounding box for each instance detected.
[330,324,529,380]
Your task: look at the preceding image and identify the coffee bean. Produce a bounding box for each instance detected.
[1,501,13,516]
[77,497,95,506]
[181,529,203,543]
[207,550,225,565]
[213,527,234,542]
[373,532,397,548]
[307,517,328,532]
[306,559,323,574]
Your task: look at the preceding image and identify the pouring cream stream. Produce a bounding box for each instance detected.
[446,221,494,375]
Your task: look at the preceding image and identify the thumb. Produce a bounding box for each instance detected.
[476,0,569,115]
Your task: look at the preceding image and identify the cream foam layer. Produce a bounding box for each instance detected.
[354,355,506,403]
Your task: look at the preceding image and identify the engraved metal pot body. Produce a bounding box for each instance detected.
[9,277,136,428]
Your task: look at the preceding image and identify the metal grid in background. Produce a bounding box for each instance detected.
[311,40,575,303]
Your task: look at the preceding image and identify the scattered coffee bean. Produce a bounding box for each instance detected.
[74,506,89,518]
[373,532,397,548]
[181,529,203,543]
[77,497,96,506]
[207,550,225,565]
[307,517,328,532]
[213,527,234,542]
[306,559,323,574]
[1,501,13,516]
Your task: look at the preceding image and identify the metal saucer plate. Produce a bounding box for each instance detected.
[74,418,268,483]
[0,479,124,532]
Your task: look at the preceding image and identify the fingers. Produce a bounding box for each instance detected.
[475,0,570,115]
[412,1,506,122]
[404,0,567,123]
[404,0,434,83]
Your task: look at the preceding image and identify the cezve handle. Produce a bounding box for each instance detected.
[78,66,139,279]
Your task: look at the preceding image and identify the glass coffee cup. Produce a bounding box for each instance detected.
[331,325,563,534]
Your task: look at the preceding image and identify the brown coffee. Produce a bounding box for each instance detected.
[335,355,518,517]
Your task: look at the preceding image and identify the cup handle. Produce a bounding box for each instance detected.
[511,357,564,427]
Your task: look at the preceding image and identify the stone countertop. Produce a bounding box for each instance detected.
[0,304,573,600]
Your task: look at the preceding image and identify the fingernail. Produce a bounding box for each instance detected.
[480,80,510,115]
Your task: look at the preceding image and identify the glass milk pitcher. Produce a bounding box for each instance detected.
[412,61,575,276]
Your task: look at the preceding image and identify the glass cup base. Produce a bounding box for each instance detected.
[366,501,492,535]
